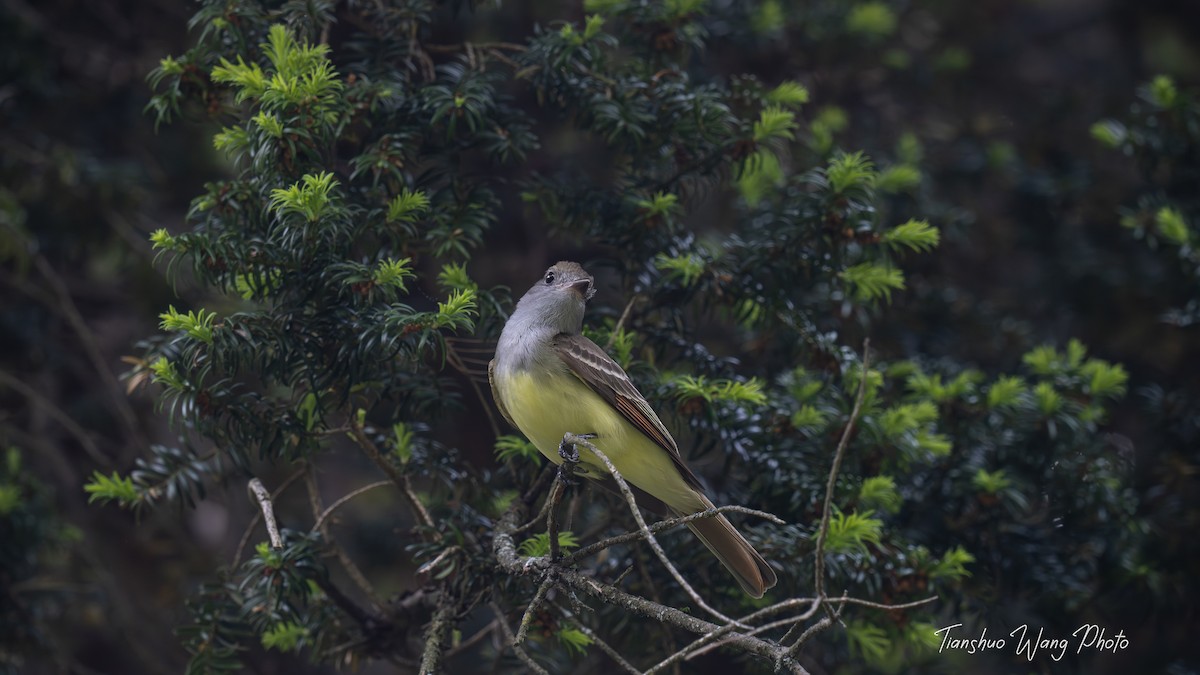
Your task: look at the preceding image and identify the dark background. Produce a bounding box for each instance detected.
[1,0,1197,672]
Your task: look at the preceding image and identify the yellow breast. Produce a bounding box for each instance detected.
[498,369,699,511]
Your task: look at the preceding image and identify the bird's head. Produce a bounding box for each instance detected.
[515,261,595,333]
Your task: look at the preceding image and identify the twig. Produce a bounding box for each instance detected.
[783,616,833,660]
[644,620,743,674]
[486,48,521,70]
[233,467,306,567]
[416,545,461,579]
[545,478,568,561]
[443,619,499,659]
[247,477,283,549]
[31,253,145,451]
[495,504,807,671]
[444,340,501,439]
[418,595,457,675]
[563,434,747,629]
[814,338,870,601]
[305,467,381,606]
[683,614,810,661]
[311,480,391,532]
[521,464,556,507]
[424,41,528,53]
[514,481,559,534]
[312,574,379,628]
[515,576,556,645]
[0,367,110,467]
[347,417,438,539]
[645,595,839,672]
[490,602,551,675]
[779,340,877,653]
[831,594,938,612]
[604,293,641,351]
[564,505,784,564]
[572,622,641,675]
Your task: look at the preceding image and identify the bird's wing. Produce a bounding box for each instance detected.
[552,332,704,492]
[488,358,518,430]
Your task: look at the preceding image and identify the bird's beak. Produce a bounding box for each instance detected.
[568,279,594,300]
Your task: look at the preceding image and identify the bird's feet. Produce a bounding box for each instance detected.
[557,433,595,484]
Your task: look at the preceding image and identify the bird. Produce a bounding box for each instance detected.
[489,260,777,597]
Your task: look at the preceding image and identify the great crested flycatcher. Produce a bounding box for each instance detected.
[489,261,777,597]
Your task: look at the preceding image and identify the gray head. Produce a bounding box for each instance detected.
[511,261,595,334]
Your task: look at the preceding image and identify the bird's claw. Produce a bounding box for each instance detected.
[557,433,594,484]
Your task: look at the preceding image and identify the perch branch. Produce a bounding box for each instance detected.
[563,433,746,628]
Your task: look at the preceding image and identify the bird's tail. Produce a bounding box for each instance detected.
[678,494,777,598]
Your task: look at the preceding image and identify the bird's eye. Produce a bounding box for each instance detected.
[544,272,555,285]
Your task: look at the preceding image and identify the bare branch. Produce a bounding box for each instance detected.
[233,467,306,567]
[247,477,283,549]
[832,594,938,612]
[545,478,568,561]
[563,434,747,629]
[564,505,784,564]
[31,252,145,452]
[571,621,641,675]
[444,339,501,439]
[305,467,381,606]
[516,576,556,645]
[490,602,551,675]
[604,293,642,351]
[493,505,806,672]
[814,338,871,600]
[311,480,391,532]
[419,595,457,675]
[521,463,557,507]
[416,546,461,580]
[443,619,499,659]
[779,615,833,668]
[644,619,745,674]
[514,480,559,534]
[0,367,110,468]
[347,416,438,539]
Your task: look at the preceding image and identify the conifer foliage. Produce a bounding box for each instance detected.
[80,1,1147,672]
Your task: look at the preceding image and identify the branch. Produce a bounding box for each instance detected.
[814,338,870,600]
[311,480,392,532]
[347,416,438,539]
[443,619,499,659]
[562,434,747,628]
[516,576,556,645]
[490,601,551,675]
[565,617,641,675]
[0,367,110,468]
[564,505,784,564]
[233,466,306,567]
[247,477,283,549]
[545,478,568,561]
[487,340,940,672]
[443,339,501,439]
[31,252,145,450]
[418,594,457,675]
[514,478,560,534]
[780,339,875,651]
[604,293,642,351]
[493,505,807,672]
[234,466,307,564]
[305,467,382,607]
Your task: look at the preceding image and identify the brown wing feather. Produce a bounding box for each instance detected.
[487,358,518,430]
[552,333,704,492]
